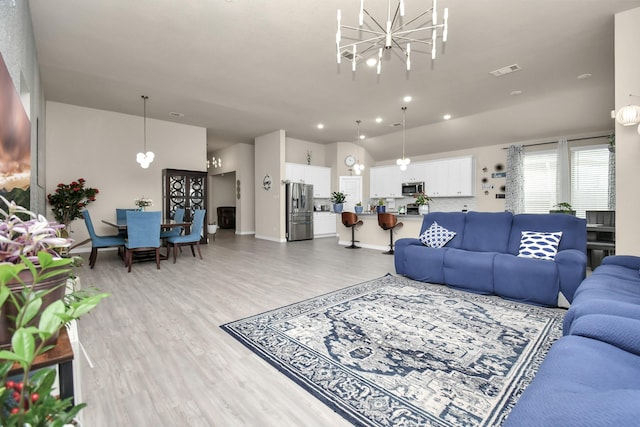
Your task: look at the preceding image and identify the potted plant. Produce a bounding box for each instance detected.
[47,178,99,235]
[331,192,346,213]
[377,199,386,214]
[550,202,576,215]
[414,192,432,215]
[0,196,109,425]
[355,202,363,214]
[134,196,153,211]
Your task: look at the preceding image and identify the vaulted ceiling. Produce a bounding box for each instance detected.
[28,0,640,161]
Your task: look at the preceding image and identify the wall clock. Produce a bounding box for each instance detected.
[262,174,272,191]
[344,155,356,167]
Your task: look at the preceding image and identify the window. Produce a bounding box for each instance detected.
[523,145,610,217]
[570,146,610,218]
[523,150,557,214]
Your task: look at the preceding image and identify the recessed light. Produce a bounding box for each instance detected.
[169,111,184,117]
[510,90,523,96]
[366,58,377,67]
[443,114,452,120]
[317,123,324,129]
[403,96,412,103]
[577,73,592,80]
[375,117,383,123]
[359,135,365,140]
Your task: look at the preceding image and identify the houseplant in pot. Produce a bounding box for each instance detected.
[331,192,346,213]
[376,199,386,214]
[46,178,99,236]
[0,196,109,425]
[354,202,364,214]
[414,192,432,215]
[550,202,575,215]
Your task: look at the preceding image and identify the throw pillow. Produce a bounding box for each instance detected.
[419,221,456,248]
[517,231,563,261]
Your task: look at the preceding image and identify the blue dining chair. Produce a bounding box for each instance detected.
[116,208,136,238]
[165,209,206,263]
[124,211,162,272]
[160,208,185,239]
[82,210,126,269]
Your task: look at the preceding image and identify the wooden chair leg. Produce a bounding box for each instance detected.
[196,242,202,260]
[127,250,133,273]
[190,244,196,257]
[155,248,161,270]
[89,248,97,268]
[173,245,178,263]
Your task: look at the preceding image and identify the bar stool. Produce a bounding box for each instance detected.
[342,212,363,249]
[378,213,403,255]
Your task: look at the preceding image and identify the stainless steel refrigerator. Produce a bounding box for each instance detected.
[286,182,314,241]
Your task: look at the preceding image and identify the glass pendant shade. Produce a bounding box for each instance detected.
[616,105,640,126]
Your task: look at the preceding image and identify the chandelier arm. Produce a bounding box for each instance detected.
[339,36,387,54]
[394,25,444,38]
[340,24,385,37]
[394,10,432,31]
[393,36,433,46]
[363,8,387,33]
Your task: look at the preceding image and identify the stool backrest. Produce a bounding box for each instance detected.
[342,212,358,227]
[378,213,397,229]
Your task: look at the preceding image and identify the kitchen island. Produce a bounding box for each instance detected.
[336,212,424,251]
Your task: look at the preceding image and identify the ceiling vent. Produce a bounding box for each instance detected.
[390,122,402,127]
[340,50,361,62]
[490,64,522,77]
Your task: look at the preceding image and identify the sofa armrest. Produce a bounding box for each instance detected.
[394,238,423,274]
[568,314,640,356]
[601,255,640,271]
[555,249,587,303]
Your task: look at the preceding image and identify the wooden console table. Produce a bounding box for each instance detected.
[7,327,75,405]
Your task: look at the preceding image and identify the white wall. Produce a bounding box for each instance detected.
[254,130,285,242]
[615,6,640,255]
[46,102,206,245]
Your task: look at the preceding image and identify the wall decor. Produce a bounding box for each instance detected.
[500,185,506,192]
[482,166,488,173]
[0,52,31,208]
[263,174,272,191]
[237,179,241,200]
[492,172,507,178]
[481,177,488,183]
[496,194,506,199]
[495,163,504,172]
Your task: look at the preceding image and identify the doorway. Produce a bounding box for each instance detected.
[209,172,236,231]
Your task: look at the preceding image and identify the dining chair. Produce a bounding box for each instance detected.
[82,210,126,269]
[115,208,137,239]
[160,208,185,239]
[124,211,162,273]
[165,209,206,263]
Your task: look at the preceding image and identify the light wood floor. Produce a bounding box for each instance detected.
[76,230,395,426]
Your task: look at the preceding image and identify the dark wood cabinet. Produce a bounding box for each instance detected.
[162,169,208,243]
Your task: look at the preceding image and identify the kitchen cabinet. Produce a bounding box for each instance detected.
[370,165,402,198]
[400,162,428,184]
[285,163,331,198]
[447,156,475,197]
[314,212,336,237]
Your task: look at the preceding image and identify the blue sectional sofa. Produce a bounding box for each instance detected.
[505,255,640,426]
[394,211,587,307]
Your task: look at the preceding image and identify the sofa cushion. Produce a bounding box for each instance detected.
[419,212,466,249]
[419,221,456,248]
[443,249,497,294]
[504,335,640,426]
[517,231,562,261]
[507,213,586,255]
[403,244,448,284]
[460,211,513,253]
[494,254,560,306]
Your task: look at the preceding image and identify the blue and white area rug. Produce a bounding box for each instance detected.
[221,274,565,426]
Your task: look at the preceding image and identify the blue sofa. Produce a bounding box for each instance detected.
[505,255,640,426]
[394,211,587,307]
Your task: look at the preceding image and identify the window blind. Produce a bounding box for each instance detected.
[570,146,610,218]
[524,150,557,214]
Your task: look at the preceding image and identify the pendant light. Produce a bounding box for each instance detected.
[396,106,410,171]
[136,95,155,168]
[353,120,365,175]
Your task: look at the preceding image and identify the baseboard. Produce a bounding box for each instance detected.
[337,240,390,252]
[255,234,287,243]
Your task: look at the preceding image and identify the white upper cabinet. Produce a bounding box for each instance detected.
[371,156,475,198]
[285,163,331,198]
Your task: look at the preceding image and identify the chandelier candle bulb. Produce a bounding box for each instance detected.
[359,0,364,25]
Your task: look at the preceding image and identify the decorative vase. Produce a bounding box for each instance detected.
[139,206,145,211]
[419,204,429,215]
[377,206,386,214]
[333,203,344,213]
[355,206,363,214]
[0,268,69,349]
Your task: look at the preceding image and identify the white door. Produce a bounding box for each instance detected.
[339,176,362,213]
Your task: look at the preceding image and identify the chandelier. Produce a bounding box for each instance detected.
[614,93,640,128]
[136,95,155,168]
[208,156,222,169]
[336,0,449,74]
[353,120,365,175]
[396,106,410,171]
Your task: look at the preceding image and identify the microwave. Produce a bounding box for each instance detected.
[402,182,424,196]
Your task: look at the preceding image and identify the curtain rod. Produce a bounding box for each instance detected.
[502,134,610,149]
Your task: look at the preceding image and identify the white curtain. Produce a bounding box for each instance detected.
[556,138,570,205]
[505,145,524,213]
[608,148,616,209]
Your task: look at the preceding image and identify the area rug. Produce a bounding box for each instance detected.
[221,274,565,426]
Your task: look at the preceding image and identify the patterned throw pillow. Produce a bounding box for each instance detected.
[419,221,456,248]
[517,231,563,261]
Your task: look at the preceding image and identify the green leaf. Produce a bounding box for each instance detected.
[10,327,35,363]
[18,294,42,327]
[39,299,65,335]
[68,293,109,318]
